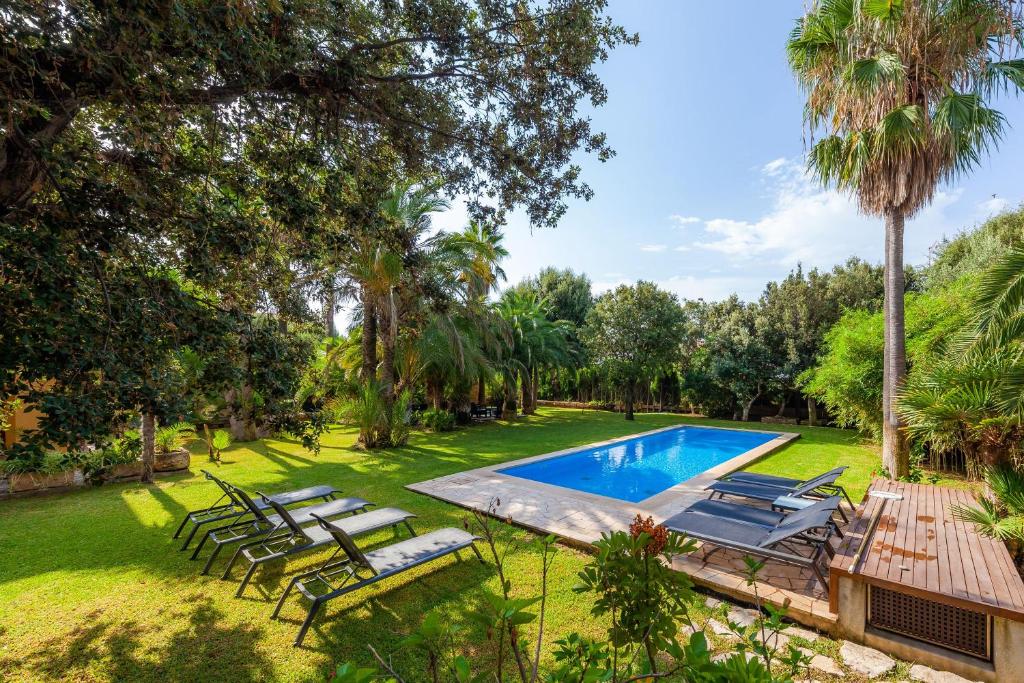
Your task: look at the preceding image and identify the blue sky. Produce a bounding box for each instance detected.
[341,2,1024,327]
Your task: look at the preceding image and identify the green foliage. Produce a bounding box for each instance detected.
[420,408,456,433]
[950,466,1024,557]
[154,422,195,455]
[582,282,684,418]
[575,519,697,673]
[804,280,974,437]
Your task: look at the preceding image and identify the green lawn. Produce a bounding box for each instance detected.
[0,408,880,682]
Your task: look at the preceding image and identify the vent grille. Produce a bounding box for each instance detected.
[868,585,990,660]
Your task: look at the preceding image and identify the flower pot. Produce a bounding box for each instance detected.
[154,448,190,472]
[105,461,144,481]
[8,469,79,493]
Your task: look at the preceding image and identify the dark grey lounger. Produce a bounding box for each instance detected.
[223,496,417,597]
[190,483,373,574]
[723,465,848,490]
[684,497,843,539]
[272,514,482,646]
[173,470,340,550]
[707,466,853,518]
[662,496,840,590]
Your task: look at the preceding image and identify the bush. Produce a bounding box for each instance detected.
[154,421,195,453]
[420,408,455,432]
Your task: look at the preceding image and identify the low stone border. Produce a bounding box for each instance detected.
[0,448,190,499]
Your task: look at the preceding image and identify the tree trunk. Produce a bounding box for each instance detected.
[624,381,635,421]
[806,395,818,427]
[530,366,538,412]
[770,393,786,419]
[520,368,535,415]
[323,282,337,337]
[360,292,377,383]
[140,412,156,483]
[741,397,756,422]
[477,376,486,405]
[882,208,910,478]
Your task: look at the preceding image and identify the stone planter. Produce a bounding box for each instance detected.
[7,468,84,494]
[154,448,190,472]
[105,461,144,482]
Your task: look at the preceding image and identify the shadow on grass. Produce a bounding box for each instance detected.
[2,596,273,683]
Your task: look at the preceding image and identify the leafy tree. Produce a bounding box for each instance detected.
[803,279,973,439]
[701,297,776,422]
[582,282,684,420]
[788,0,1022,476]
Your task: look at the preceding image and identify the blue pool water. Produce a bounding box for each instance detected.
[498,426,779,503]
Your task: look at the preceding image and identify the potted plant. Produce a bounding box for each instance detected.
[153,422,194,472]
[4,451,86,494]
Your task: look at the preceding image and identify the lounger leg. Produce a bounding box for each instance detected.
[294,599,323,647]
[180,523,202,551]
[201,543,224,575]
[173,514,192,539]
[235,561,259,598]
[470,543,485,564]
[453,550,462,562]
[272,577,301,619]
[812,564,828,592]
[222,546,245,580]
[403,520,417,537]
[190,530,213,560]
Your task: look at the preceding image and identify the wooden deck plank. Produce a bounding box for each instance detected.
[829,478,1024,622]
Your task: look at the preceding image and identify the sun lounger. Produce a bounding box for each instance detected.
[683,497,843,539]
[189,483,373,574]
[173,470,340,550]
[706,466,853,519]
[723,465,848,491]
[662,496,840,590]
[223,495,417,598]
[272,514,483,646]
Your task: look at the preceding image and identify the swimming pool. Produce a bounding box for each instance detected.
[498,426,781,503]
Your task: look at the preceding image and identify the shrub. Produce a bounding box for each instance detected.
[154,421,195,453]
[420,408,455,432]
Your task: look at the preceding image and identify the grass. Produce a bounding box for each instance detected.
[0,408,881,682]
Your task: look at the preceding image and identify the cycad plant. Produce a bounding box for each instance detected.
[899,249,1024,476]
[951,466,1024,562]
[788,0,1023,477]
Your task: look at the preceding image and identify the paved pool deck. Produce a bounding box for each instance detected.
[407,424,840,630]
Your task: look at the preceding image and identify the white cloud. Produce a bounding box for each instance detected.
[761,157,788,175]
[639,244,668,253]
[977,196,1009,217]
[693,158,963,268]
[670,214,702,226]
[674,245,692,252]
[658,274,765,302]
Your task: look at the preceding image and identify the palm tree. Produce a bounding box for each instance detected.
[494,291,571,415]
[788,0,1022,477]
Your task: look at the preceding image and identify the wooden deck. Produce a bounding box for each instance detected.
[829,478,1024,622]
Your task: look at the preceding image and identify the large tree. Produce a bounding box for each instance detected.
[787,0,1022,476]
[2,1,634,452]
[582,282,684,420]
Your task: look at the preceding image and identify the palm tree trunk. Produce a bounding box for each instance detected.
[323,281,337,337]
[360,292,377,383]
[477,376,485,405]
[882,208,910,478]
[624,380,635,421]
[140,412,156,483]
[520,368,535,415]
[806,395,818,427]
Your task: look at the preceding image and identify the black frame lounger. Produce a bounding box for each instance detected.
[173,470,340,550]
[706,466,854,519]
[223,496,417,598]
[662,496,840,590]
[683,497,843,539]
[272,514,483,646]
[189,483,373,575]
[723,465,848,490]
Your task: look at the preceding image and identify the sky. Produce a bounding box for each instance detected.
[339,1,1024,328]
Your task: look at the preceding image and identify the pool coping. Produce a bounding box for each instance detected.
[491,423,796,509]
[406,422,800,545]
